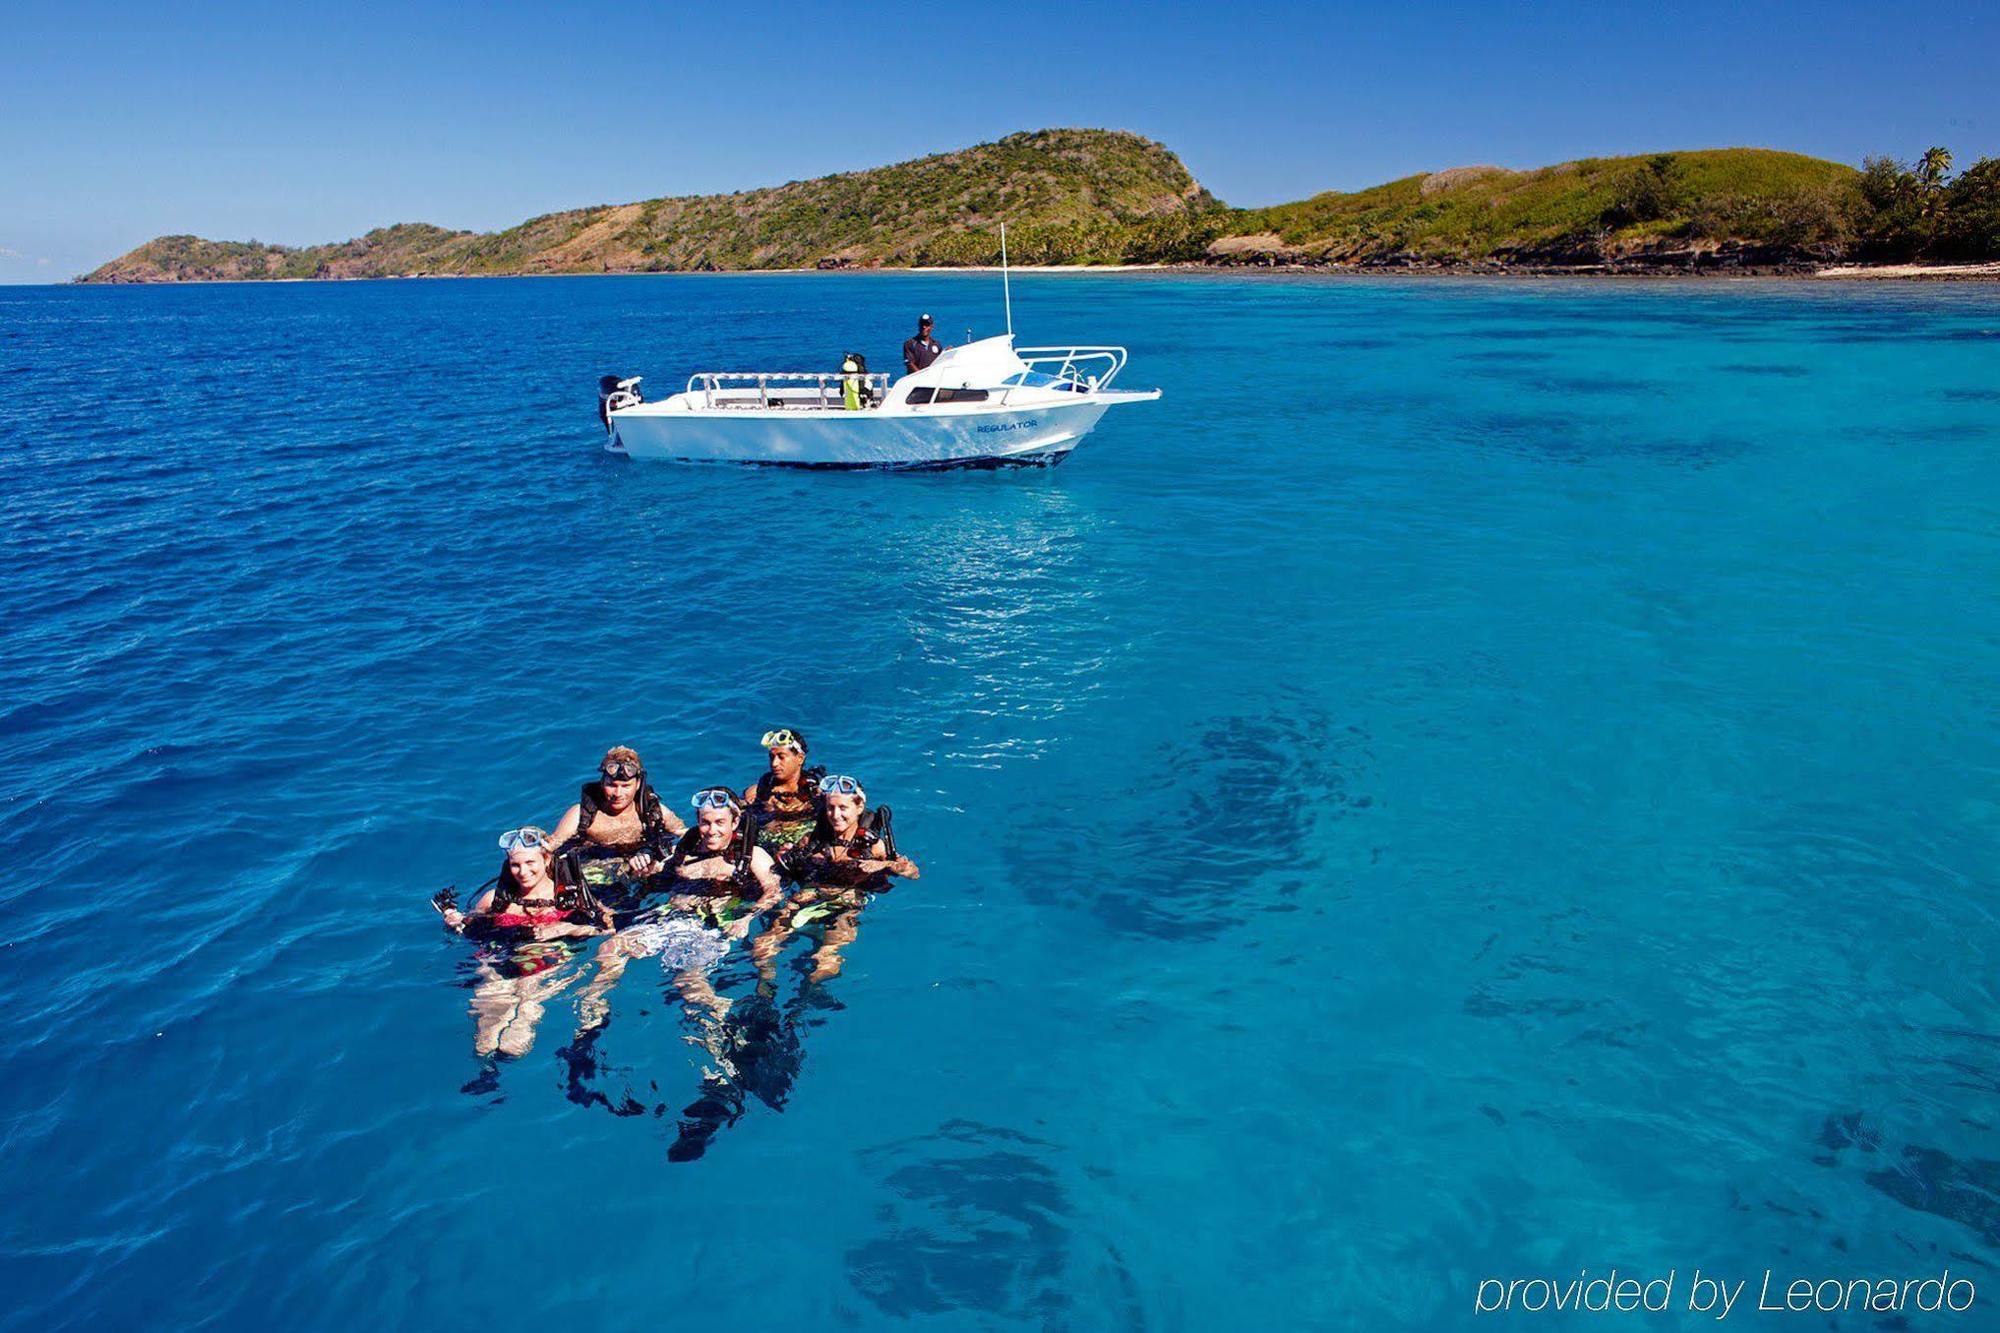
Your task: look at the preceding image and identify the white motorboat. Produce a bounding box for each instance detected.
[596,223,1159,468]
[597,335,1160,468]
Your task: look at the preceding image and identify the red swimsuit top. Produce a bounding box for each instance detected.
[491,906,566,929]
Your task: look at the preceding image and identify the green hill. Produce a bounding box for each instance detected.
[1210,149,1872,267]
[81,129,1220,282]
[78,134,1999,281]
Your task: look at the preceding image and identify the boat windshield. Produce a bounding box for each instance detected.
[1001,370,1092,391]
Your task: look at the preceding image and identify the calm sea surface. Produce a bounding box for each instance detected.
[2,273,1998,1330]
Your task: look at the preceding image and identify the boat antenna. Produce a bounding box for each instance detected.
[1000,220,1013,338]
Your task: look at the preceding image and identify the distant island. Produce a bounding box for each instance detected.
[79,129,2000,282]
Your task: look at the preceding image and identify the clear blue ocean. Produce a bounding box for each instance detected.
[3,273,1997,1330]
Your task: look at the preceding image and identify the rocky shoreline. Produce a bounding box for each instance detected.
[1191,240,2000,280]
[76,256,2000,284]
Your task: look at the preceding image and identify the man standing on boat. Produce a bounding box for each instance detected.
[902,314,941,374]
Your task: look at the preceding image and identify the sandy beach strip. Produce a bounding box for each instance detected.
[1814,261,2000,280]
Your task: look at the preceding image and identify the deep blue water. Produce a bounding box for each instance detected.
[3,273,1998,1330]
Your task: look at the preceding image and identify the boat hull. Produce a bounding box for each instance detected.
[608,398,1126,468]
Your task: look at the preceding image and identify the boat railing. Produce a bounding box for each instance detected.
[1007,346,1129,400]
[685,371,892,410]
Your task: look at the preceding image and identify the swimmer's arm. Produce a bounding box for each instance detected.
[445,888,498,931]
[535,918,608,941]
[857,840,919,881]
[748,847,783,912]
[547,804,583,848]
[722,850,782,940]
[657,806,687,836]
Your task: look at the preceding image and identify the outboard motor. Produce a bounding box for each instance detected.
[597,374,643,432]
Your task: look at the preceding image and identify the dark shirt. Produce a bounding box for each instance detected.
[902,334,941,373]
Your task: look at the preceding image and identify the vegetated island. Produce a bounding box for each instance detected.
[79,129,2000,283]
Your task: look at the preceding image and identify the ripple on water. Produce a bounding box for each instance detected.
[2,275,1997,1330]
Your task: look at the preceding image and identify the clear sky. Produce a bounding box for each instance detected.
[4,0,1996,281]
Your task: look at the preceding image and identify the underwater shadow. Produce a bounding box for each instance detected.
[1009,697,1375,941]
[845,1120,1147,1327]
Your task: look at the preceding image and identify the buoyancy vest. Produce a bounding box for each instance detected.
[574,777,674,850]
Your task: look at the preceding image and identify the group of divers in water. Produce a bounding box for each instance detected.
[429,730,918,1149]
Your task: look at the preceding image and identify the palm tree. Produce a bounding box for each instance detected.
[1917,146,1954,186]
[1916,147,1954,219]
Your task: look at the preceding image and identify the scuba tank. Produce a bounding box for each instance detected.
[554,847,598,914]
[737,811,763,869]
[840,353,867,411]
[868,805,896,859]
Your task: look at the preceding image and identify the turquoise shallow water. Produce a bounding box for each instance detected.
[2,273,1998,1330]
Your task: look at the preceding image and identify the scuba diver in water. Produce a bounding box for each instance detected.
[756,774,918,983]
[547,746,685,909]
[740,728,823,857]
[563,789,792,1148]
[434,826,613,1061]
[573,786,782,1030]
[651,787,794,1162]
